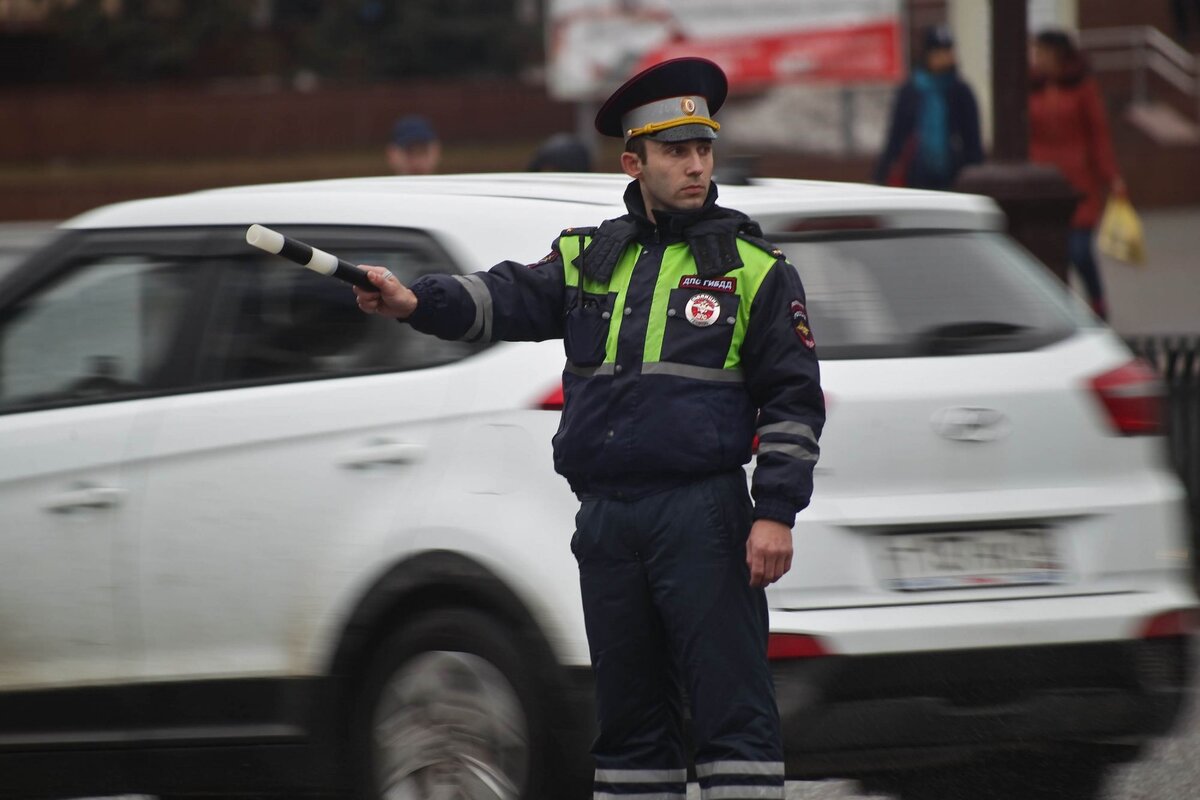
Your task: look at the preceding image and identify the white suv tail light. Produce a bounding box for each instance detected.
[537,384,564,410]
[1089,359,1164,436]
[768,633,833,660]
[1139,608,1198,639]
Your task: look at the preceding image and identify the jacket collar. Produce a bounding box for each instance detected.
[623,179,726,241]
[576,180,758,282]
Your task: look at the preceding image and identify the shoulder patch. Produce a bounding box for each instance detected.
[527,250,558,268]
[559,225,598,238]
[790,300,816,349]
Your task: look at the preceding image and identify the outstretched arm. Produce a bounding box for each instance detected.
[353,245,569,343]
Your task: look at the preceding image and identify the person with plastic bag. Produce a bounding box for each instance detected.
[1029,28,1128,320]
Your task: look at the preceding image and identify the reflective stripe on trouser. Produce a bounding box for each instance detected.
[696,760,786,799]
[592,768,688,800]
[571,471,784,800]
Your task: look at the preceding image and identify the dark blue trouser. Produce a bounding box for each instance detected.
[571,470,785,800]
[1068,227,1107,318]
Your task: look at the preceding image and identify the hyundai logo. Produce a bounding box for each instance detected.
[930,407,1011,442]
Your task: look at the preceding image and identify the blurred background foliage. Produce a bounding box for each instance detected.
[0,0,543,86]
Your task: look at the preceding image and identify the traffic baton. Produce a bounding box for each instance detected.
[245,224,377,291]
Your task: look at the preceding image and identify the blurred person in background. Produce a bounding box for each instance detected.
[1029,28,1126,320]
[527,132,593,172]
[386,114,441,175]
[873,25,983,190]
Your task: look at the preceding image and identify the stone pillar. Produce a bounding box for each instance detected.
[954,0,1078,283]
[948,0,993,150]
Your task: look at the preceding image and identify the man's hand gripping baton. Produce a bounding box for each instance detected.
[245,225,377,291]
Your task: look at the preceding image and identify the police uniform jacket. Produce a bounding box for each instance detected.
[405,180,824,526]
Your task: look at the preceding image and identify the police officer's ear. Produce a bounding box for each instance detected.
[621,137,648,180]
[620,150,644,180]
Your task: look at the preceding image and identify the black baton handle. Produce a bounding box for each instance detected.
[329,260,378,292]
[245,225,379,291]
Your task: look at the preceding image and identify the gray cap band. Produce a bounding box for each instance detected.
[622,95,718,141]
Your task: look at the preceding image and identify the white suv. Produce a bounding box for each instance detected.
[0,174,1194,800]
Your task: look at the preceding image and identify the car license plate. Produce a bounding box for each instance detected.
[878,528,1066,591]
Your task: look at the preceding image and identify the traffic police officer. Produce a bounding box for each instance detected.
[353,57,824,800]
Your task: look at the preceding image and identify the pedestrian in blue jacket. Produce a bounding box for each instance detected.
[353,58,824,800]
[874,26,984,189]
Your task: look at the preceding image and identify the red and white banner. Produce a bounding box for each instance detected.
[547,0,903,101]
[632,21,902,91]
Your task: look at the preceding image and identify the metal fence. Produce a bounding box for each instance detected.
[1127,335,1200,575]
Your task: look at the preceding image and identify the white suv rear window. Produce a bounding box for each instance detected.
[783,232,1095,360]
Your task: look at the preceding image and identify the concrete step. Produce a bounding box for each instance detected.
[1125,101,1200,146]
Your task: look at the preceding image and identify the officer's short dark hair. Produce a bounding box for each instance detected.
[624,137,648,162]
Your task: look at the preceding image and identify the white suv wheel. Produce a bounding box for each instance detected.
[354,609,549,800]
[373,650,528,800]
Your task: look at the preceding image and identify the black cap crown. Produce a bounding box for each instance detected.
[595,57,728,142]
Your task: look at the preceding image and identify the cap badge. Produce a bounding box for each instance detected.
[685,293,720,327]
[681,97,697,115]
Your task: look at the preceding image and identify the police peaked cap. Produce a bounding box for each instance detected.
[595,57,728,142]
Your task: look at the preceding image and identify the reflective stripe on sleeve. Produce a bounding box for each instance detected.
[453,274,494,342]
[755,441,818,461]
[756,421,818,446]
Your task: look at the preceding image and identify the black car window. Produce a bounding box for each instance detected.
[197,243,484,385]
[780,231,1096,360]
[0,254,202,412]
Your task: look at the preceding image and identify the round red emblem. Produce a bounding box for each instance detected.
[685,292,720,327]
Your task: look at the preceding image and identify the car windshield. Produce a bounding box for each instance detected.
[779,231,1096,360]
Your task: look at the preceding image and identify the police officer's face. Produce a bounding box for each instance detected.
[623,138,714,215]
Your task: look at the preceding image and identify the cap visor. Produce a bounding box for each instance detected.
[645,123,718,143]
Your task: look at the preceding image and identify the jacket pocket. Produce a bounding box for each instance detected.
[563,291,612,367]
[659,287,739,368]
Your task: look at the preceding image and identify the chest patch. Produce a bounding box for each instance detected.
[679,275,737,293]
[685,293,721,327]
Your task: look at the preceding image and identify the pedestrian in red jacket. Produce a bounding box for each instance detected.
[1029,28,1127,320]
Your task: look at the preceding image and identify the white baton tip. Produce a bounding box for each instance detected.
[308,250,338,275]
[245,224,285,254]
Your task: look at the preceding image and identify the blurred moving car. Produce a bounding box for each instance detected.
[0,174,1194,800]
[0,222,56,282]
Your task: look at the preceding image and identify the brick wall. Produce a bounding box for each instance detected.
[0,79,575,162]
